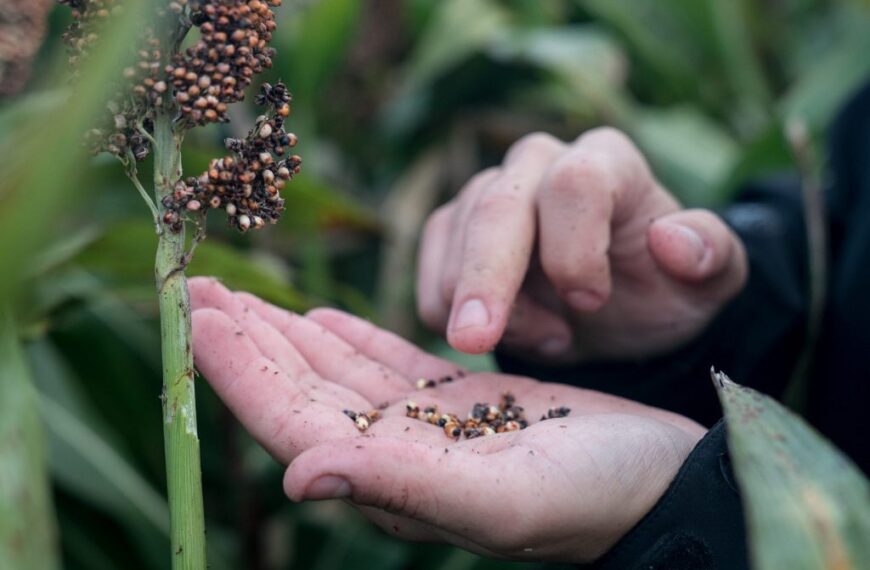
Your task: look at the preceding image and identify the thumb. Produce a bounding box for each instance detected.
[647,209,747,289]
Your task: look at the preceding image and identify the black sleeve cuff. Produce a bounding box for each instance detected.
[584,420,748,570]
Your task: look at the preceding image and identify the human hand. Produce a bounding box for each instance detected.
[190,278,705,563]
[417,127,747,361]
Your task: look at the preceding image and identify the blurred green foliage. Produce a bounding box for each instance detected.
[1,0,869,568]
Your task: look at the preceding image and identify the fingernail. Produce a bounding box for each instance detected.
[304,475,352,500]
[566,289,604,312]
[452,299,490,331]
[539,336,570,356]
[669,223,708,264]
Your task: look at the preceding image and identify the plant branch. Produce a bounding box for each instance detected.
[122,150,161,233]
[137,117,157,146]
[181,213,207,269]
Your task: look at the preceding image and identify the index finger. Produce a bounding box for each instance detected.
[447,133,565,354]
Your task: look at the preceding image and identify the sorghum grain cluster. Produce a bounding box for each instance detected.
[167,0,281,126]
[60,0,166,159]
[406,392,569,440]
[59,0,284,159]
[162,82,300,232]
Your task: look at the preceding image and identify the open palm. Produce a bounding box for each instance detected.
[189,277,705,564]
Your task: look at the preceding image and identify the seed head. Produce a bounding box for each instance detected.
[166,0,282,127]
[163,82,299,232]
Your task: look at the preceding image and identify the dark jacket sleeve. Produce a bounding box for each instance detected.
[584,420,748,570]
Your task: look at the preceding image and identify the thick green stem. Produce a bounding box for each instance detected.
[153,112,207,569]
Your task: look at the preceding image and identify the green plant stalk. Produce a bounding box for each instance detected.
[152,111,207,569]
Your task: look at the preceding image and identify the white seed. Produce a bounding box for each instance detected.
[238,215,251,231]
[225,203,237,216]
[258,123,272,138]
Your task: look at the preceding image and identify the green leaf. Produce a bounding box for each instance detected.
[486,25,629,119]
[279,0,362,103]
[780,7,870,132]
[713,370,870,570]
[74,220,310,311]
[25,225,103,280]
[401,0,510,92]
[578,0,702,97]
[705,0,772,133]
[29,341,170,536]
[277,172,380,234]
[0,313,60,570]
[384,0,511,134]
[716,122,793,201]
[0,0,156,303]
[0,89,67,140]
[629,106,740,206]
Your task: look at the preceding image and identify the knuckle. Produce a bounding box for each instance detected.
[423,204,452,236]
[463,167,501,195]
[547,153,613,196]
[541,253,583,283]
[474,190,521,217]
[580,126,635,149]
[505,131,562,161]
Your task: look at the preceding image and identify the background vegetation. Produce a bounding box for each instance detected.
[2,0,870,568]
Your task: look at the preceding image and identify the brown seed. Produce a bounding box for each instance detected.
[443,422,462,439]
[355,415,370,431]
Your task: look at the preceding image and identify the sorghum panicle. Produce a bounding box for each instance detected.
[59,0,284,161]
[59,0,299,233]
[167,0,281,126]
[163,82,300,232]
[60,0,170,159]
